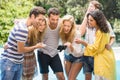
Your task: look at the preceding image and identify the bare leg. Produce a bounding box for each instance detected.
[68,62,83,80]
[56,72,65,80]
[85,73,92,80]
[42,74,48,80]
[64,60,72,77]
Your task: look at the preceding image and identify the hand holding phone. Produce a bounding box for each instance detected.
[57,45,67,52]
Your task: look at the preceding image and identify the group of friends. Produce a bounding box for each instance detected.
[0,0,116,80]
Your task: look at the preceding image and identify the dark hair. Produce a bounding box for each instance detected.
[87,10,109,33]
[47,7,60,17]
[29,6,46,17]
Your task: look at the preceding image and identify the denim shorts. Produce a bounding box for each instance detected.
[64,53,84,63]
[83,56,94,74]
[37,51,63,74]
[0,58,22,80]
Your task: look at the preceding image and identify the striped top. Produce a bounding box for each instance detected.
[40,21,60,57]
[2,21,28,64]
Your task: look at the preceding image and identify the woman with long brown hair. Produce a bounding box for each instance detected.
[75,10,116,80]
[22,17,47,80]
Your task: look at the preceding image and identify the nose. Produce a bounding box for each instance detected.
[54,20,58,24]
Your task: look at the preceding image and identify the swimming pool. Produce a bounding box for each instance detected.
[34,47,120,80]
[0,47,120,80]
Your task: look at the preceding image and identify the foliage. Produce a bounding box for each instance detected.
[0,0,34,44]
[113,19,120,33]
[98,0,120,20]
[0,0,120,44]
[66,0,88,24]
[34,0,88,23]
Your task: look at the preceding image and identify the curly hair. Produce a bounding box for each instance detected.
[87,10,109,33]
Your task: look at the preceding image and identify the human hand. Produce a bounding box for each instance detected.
[105,44,111,50]
[86,4,96,14]
[64,42,71,48]
[57,45,67,52]
[35,42,46,49]
[74,38,82,44]
[3,43,8,50]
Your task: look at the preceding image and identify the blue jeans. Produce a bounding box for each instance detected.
[0,59,22,80]
[83,56,94,74]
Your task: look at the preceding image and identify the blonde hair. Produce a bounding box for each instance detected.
[59,15,76,43]
[27,17,47,46]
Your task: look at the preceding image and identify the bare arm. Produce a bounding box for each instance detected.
[64,42,74,52]
[17,41,45,53]
[105,21,115,50]
[79,14,87,36]
[79,5,93,36]
[75,38,88,47]
[109,37,115,46]
[105,37,115,50]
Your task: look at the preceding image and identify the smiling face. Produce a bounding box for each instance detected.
[88,15,97,28]
[48,14,59,29]
[32,14,45,25]
[63,20,72,34]
[38,20,46,32]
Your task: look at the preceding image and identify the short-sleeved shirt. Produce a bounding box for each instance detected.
[2,21,28,64]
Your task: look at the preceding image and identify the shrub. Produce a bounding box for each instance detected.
[113,19,120,33]
[0,0,34,45]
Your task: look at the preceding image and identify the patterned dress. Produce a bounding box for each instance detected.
[22,51,37,80]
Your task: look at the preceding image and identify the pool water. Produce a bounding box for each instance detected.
[34,48,120,80]
[0,48,120,80]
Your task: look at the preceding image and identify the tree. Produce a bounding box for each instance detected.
[0,0,34,44]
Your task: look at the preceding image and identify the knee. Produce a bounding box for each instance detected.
[56,73,65,80]
[42,74,48,80]
[85,74,92,80]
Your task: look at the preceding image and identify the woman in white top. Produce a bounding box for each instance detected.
[59,15,84,80]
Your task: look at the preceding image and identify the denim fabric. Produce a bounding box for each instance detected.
[83,56,94,74]
[0,59,22,80]
[64,52,84,63]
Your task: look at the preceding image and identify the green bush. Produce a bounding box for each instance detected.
[0,0,34,45]
[113,19,120,33]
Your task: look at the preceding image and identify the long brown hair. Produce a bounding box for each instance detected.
[59,15,76,43]
[87,10,109,33]
[27,18,47,46]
